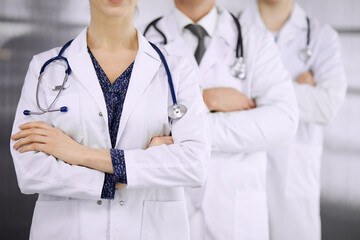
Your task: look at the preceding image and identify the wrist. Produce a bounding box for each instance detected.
[77,145,91,166]
[79,148,113,174]
[203,93,216,112]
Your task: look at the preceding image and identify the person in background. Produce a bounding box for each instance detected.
[10,0,210,239]
[143,0,298,239]
[241,0,347,239]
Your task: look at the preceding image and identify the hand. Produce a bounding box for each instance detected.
[296,71,315,86]
[116,183,127,189]
[11,121,87,166]
[202,87,256,112]
[148,136,174,148]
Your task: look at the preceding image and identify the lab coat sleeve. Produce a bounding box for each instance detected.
[10,56,105,200]
[293,25,347,124]
[209,31,299,153]
[124,58,210,189]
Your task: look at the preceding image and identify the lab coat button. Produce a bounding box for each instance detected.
[99,112,103,117]
[119,200,125,206]
[97,200,102,205]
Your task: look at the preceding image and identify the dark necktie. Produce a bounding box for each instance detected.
[185,24,208,64]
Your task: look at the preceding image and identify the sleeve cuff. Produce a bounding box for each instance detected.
[110,149,127,184]
[100,149,127,199]
[100,173,116,199]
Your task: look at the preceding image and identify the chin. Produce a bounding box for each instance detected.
[90,0,137,18]
[261,0,290,4]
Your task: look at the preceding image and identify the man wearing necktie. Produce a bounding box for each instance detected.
[143,0,298,239]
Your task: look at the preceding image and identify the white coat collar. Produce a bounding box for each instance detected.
[198,7,238,71]
[160,7,237,71]
[241,1,308,47]
[160,11,197,65]
[215,7,238,52]
[174,6,218,38]
[162,10,186,44]
[66,28,161,144]
[66,27,161,62]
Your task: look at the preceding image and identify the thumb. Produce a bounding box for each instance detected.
[248,99,256,109]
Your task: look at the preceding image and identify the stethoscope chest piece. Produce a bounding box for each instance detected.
[230,57,247,80]
[299,47,312,63]
[168,104,187,120]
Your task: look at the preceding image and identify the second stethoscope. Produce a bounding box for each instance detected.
[24,40,187,120]
[298,17,312,63]
[143,13,248,80]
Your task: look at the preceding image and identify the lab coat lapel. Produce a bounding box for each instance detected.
[67,28,109,127]
[241,1,267,31]
[116,33,161,145]
[161,12,196,65]
[164,38,195,65]
[241,1,297,47]
[198,35,223,73]
[200,9,236,73]
[242,1,308,49]
[277,4,308,49]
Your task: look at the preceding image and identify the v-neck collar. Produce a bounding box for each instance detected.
[87,47,134,93]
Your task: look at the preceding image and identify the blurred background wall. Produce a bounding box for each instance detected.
[0,0,359,239]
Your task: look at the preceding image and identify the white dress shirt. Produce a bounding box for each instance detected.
[174,7,219,55]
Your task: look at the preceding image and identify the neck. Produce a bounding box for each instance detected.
[258,0,293,32]
[87,7,138,52]
[175,0,215,23]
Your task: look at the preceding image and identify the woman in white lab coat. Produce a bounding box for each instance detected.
[10,0,210,239]
[241,1,347,240]
[143,1,298,239]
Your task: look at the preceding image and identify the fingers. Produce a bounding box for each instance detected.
[11,128,48,141]
[11,122,52,153]
[19,121,52,131]
[157,136,174,145]
[297,71,315,84]
[13,135,48,150]
[248,99,256,109]
[154,136,174,145]
[18,143,47,153]
[115,183,127,189]
[148,136,174,148]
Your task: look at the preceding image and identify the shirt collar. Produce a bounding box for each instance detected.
[175,6,218,37]
[250,1,307,31]
[288,3,308,30]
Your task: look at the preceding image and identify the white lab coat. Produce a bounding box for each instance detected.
[241,2,347,240]
[144,7,298,240]
[10,28,211,240]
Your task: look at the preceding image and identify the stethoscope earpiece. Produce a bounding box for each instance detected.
[23,110,31,116]
[23,106,68,116]
[25,39,187,120]
[24,40,73,116]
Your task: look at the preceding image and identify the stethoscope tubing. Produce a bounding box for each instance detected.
[149,42,178,105]
[24,38,186,119]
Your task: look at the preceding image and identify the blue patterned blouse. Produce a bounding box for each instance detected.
[88,48,133,200]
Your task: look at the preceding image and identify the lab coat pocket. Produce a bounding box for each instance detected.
[140,201,190,240]
[234,192,269,240]
[47,93,84,144]
[30,200,78,240]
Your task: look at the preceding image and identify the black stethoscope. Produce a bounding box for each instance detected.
[24,40,187,120]
[298,17,312,63]
[144,13,248,80]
